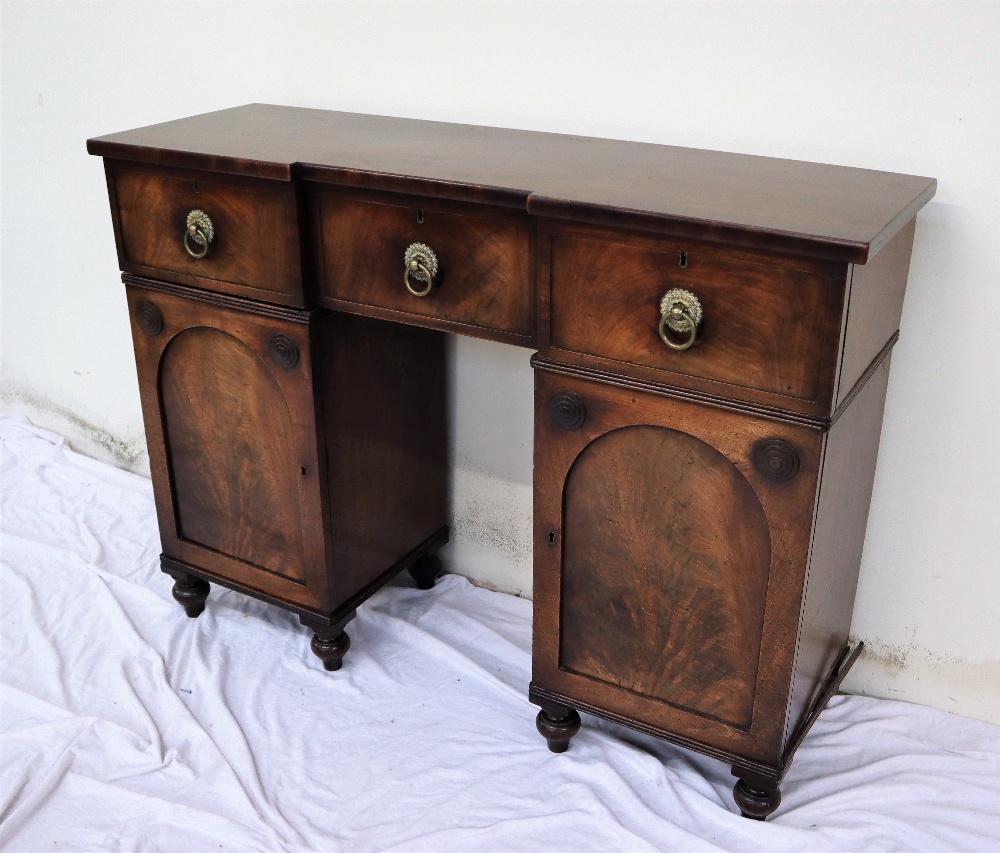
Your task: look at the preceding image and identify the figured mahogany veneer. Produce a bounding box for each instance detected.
[311,188,535,344]
[107,161,304,304]
[89,105,935,822]
[544,224,846,415]
[126,278,447,621]
[87,103,933,263]
[533,367,822,762]
[561,425,773,729]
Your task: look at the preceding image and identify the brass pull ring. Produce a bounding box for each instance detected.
[183,209,214,259]
[403,242,438,297]
[658,288,703,351]
[405,260,434,297]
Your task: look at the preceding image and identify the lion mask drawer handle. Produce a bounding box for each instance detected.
[183,209,215,259]
[658,288,703,351]
[404,242,438,297]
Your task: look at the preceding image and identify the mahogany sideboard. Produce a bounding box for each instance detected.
[87,105,935,820]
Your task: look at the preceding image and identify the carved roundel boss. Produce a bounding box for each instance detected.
[752,438,800,482]
[549,391,587,431]
[269,334,300,370]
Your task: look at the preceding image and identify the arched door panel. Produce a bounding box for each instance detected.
[127,284,330,611]
[560,425,771,728]
[532,369,822,761]
[160,327,307,582]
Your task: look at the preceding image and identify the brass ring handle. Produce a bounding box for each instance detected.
[405,260,434,297]
[183,209,214,259]
[183,228,209,259]
[403,242,438,297]
[658,307,698,350]
[658,288,703,351]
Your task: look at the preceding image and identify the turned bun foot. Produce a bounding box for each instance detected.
[310,630,351,671]
[170,573,210,618]
[408,552,443,590]
[535,707,582,753]
[733,778,781,820]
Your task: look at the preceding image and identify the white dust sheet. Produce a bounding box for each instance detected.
[1,412,998,852]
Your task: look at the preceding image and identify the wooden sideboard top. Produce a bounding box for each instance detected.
[88,103,935,263]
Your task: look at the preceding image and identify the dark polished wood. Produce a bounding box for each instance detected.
[311,188,535,344]
[88,103,934,263]
[106,160,304,305]
[319,313,448,605]
[784,353,895,743]
[560,424,773,728]
[90,106,934,819]
[783,642,864,769]
[733,776,782,821]
[835,219,916,406]
[125,277,447,668]
[408,553,444,590]
[535,705,582,754]
[302,613,355,672]
[533,367,821,763]
[127,280,330,611]
[167,570,210,618]
[530,638,861,793]
[544,222,846,415]
[160,325,310,584]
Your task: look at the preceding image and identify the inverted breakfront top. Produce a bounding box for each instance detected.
[87,103,936,264]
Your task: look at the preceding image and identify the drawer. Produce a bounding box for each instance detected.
[546,228,846,406]
[107,162,304,304]
[311,189,534,344]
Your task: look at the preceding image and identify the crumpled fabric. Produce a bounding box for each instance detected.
[1,412,998,852]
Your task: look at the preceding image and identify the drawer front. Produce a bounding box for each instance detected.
[547,228,845,405]
[312,189,534,343]
[108,163,303,303]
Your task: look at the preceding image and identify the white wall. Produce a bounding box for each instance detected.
[2,1,998,724]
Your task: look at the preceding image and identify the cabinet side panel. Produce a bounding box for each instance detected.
[835,220,914,406]
[322,313,448,606]
[787,355,892,747]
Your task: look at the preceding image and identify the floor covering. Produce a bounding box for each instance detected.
[1,413,998,852]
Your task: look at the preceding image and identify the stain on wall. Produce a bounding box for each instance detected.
[443,467,533,599]
[0,381,149,474]
[846,635,1000,724]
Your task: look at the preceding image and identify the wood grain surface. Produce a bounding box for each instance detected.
[95,107,931,814]
[160,326,308,582]
[547,226,844,404]
[89,104,936,263]
[319,312,449,605]
[126,279,331,612]
[109,161,303,303]
[560,424,771,728]
[785,353,894,748]
[312,188,534,342]
[532,366,822,763]
[835,220,916,406]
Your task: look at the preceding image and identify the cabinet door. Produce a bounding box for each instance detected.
[532,369,822,763]
[126,283,330,611]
